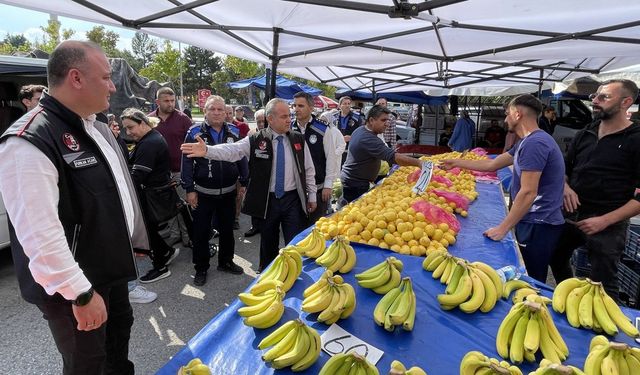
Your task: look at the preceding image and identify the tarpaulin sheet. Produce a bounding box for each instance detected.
[157,183,639,375]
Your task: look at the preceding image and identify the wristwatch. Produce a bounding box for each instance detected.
[72,288,94,306]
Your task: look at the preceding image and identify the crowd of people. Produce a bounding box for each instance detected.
[0,40,639,373]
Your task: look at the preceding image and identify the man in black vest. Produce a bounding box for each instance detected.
[182,95,249,286]
[182,98,317,272]
[292,91,339,225]
[0,41,149,374]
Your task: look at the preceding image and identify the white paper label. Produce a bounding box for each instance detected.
[412,160,434,194]
[320,324,384,365]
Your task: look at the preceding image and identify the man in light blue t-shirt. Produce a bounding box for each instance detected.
[442,94,565,282]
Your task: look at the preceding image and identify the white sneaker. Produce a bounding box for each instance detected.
[129,286,157,304]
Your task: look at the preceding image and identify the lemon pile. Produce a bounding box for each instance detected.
[316,152,483,257]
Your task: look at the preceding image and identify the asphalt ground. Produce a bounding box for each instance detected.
[0,213,264,374]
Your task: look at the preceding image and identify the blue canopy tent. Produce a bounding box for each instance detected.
[336,88,448,105]
[227,74,322,100]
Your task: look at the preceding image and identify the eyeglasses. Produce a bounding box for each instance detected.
[588,93,614,102]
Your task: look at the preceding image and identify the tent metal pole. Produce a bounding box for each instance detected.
[265,68,271,102]
[538,69,543,97]
[270,28,280,100]
[372,79,376,102]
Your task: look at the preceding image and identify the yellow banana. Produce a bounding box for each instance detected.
[339,283,357,319]
[600,350,618,375]
[402,293,416,332]
[578,284,595,329]
[317,287,342,323]
[593,286,619,336]
[251,279,284,295]
[503,279,536,300]
[538,307,569,358]
[243,299,284,329]
[470,261,503,298]
[318,353,350,375]
[305,232,327,258]
[537,313,562,364]
[523,311,540,354]
[389,278,415,325]
[281,253,301,291]
[262,324,300,361]
[338,240,357,273]
[238,289,277,306]
[257,255,285,283]
[472,267,498,313]
[460,351,491,375]
[625,351,640,375]
[356,259,390,280]
[389,257,404,272]
[439,257,455,284]
[496,304,526,359]
[271,325,310,369]
[512,288,538,305]
[405,366,427,375]
[600,285,640,337]
[291,326,321,372]
[437,269,472,308]
[432,254,451,279]
[565,283,592,328]
[459,270,485,313]
[422,249,447,271]
[237,292,278,317]
[302,283,335,313]
[425,253,446,272]
[390,359,406,373]
[590,335,610,351]
[445,261,467,294]
[584,340,611,375]
[372,265,402,294]
[509,310,530,364]
[316,241,340,267]
[328,241,348,273]
[295,231,313,248]
[357,262,391,289]
[614,348,630,375]
[374,287,402,326]
[258,319,298,349]
[303,271,332,298]
[552,277,588,313]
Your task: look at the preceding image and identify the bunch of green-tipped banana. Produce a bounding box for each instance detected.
[256,247,302,292]
[315,235,357,273]
[460,351,523,375]
[318,352,379,375]
[373,277,416,332]
[436,260,503,314]
[257,319,322,372]
[295,228,327,258]
[355,257,403,294]
[584,335,640,375]
[503,279,541,304]
[177,358,211,375]
[301,272,356,324]
[422,248,452,274]
[552,278,640,338]
[388,359,428,375]
[497,299,569,364]
[529,358,585,375]
[237,282,285,329]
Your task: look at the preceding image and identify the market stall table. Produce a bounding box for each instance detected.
[157,183,639,374]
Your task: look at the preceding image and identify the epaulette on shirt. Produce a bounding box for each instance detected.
[226,123,240,138]
[188,123,204,139]
[309,119,328,136]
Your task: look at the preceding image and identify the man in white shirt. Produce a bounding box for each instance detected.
[0,41,149,374]
[182,98,317,272]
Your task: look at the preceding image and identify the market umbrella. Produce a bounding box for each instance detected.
[227,74,322,100]
[313,95,339,111]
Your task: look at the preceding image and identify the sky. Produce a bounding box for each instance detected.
[0,3,141,51]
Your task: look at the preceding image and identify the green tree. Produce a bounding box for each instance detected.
[85,26,119,57]
[112,48,143,72]
[131,31,158,68]
[35,19,74,53]
[0,33,32,55]
[182,46,221,96]
[139,40,185,86]
[224,56,263,78]
[210,55,265,102]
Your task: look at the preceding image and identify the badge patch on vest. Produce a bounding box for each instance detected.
[62,133,80,151]
[309,134,317,144]
[226,137,234,144]
[294,143,302,151]
[258,140,267,150]
[72,156,98,168]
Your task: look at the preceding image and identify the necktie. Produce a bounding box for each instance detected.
[275,135,285,198]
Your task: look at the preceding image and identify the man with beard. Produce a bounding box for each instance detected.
[441,94,565,282]
[550,79,640,301]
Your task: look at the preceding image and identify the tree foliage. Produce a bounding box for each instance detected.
[85,26,119,57]
[0,33,32,55]
[182,45,221,96]
[139,40,185,87]
[210,56,265,103]
[131,31,158,68]
[35,19,75,53]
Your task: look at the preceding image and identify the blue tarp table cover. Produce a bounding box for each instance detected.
[157,183,639,375]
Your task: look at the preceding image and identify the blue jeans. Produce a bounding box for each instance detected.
[515,222,563,283]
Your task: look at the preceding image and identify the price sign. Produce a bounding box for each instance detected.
[411,160,434,194]
[320,324,384,365]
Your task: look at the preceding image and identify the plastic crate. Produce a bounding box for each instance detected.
[618,260,640,307]
[570,247,591,278]
[624,225,640,262]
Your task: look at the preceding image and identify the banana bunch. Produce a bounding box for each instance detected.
[315,235,357,273]
[496,300,569,364]
[256,247,303,292]
[237,282,285,329]
[584,335,640,375]
[502,279,541,304]
[355,257,403,294]
[295,228,327,258]
[389,359,428,375]
[529,359,585,375]
[552,278,640,337]
[301,272,356,324]
[258,319,321,372]
[422,248,451,274]
[436,261,502,313]
[177,358,211,375]
[460,351,523,375]
[319,352,379,375]
[373,277,416,332]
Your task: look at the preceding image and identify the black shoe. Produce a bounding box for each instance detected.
[194,271,207,286]
[244,227,259,237]
[165,248,180,266]
[211,229,219,239]
[233,219,240,230]
[139,267,171,283]
[218,261,243,275]
[209,243,218,258]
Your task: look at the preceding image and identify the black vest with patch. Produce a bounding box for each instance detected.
[292,117,327,186]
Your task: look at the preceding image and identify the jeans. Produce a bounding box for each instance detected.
[515,222,563,283]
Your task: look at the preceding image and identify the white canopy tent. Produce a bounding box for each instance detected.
[3,0,640,96]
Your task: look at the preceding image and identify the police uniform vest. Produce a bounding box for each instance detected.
[291,117,327,186]
[242,128,308,219]
[0,93,148,305]
[338,111,362,136]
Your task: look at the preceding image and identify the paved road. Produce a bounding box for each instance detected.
[0,213,265,374]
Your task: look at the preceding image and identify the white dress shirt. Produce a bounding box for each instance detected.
[0,117,136,300]
[204,132,317,202]
[295,119,339,190]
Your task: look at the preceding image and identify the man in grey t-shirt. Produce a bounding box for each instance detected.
[339,105,423,206]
